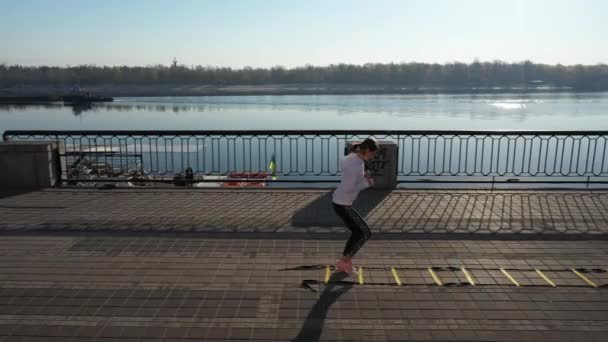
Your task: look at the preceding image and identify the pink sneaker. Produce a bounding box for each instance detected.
[345,261,358,275]
[336,259,349,273]
[336,259,357,275]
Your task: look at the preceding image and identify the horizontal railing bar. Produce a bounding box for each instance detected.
[64,178,339,183]
[63,177,608,184]
[5,129,608,138]
[398,180,608,184]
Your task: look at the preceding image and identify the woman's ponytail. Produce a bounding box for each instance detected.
[359,138,379,152]
[350,138,379,153]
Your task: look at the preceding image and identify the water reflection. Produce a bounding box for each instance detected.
[0,93,607,120]
[0,103,95,116]
[69,103,94,115]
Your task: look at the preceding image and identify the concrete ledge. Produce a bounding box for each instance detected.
[0,141,58,152]
[0,141,61,189]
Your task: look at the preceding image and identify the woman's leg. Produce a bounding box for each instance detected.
[332,203,371,258]
[343,206,371,257]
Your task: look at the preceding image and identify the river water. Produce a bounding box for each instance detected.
[1,93,608,132]
[2,93,607,186]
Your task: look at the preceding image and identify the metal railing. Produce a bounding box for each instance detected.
[3,130,608,186]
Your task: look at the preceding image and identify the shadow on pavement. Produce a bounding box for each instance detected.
[0,189,35,200]
[291,189,392,227]
[291,272,354,342]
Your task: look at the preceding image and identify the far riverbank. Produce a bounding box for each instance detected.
[0,83,588,98]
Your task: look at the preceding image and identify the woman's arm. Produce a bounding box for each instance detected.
[343,160,371,191]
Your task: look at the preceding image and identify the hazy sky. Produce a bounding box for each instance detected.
[1,0,606,67]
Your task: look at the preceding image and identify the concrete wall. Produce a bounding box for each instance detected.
[0,141,61,189]
[346,141,398,189]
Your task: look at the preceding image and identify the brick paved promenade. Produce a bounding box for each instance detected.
[0,189,607,341]
[2,189,608,235]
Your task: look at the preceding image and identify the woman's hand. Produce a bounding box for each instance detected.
[365,172,374,186]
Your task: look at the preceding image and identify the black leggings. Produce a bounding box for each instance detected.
[332,203,372,257]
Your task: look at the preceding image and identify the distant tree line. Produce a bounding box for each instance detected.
[1,61,607,90]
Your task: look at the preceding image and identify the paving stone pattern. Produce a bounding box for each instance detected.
[0,189,606,341]
[1,189,608,235]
